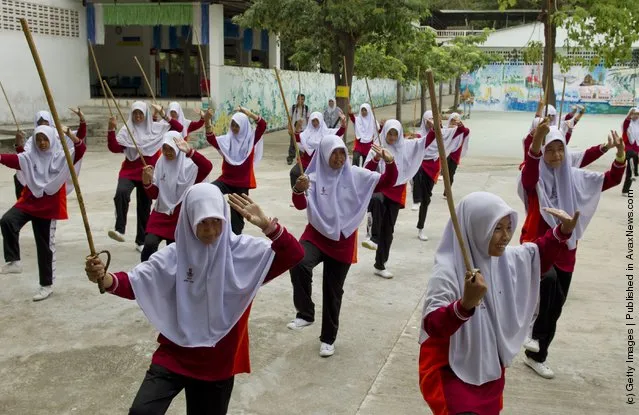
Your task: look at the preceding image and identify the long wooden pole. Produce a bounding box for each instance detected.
[87,41,113,117]
[364,78,382,146]
[274,68,304,173]
[20,18,109,293]
[192,26,212,110]
[543,0,552,117]
[0,81,21,131]
[342,56,350,141]
[426,70,473,274]
[558,77,567,123]
[103,81,148,167]
[134,56,157,104]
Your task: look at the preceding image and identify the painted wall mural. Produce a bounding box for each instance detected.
[461,63,639,115]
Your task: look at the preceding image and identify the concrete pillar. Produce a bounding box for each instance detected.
[268,32,280,69]
[207,3,224,110]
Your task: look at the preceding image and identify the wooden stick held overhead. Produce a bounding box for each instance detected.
[425,70,473,273]
[364,78,382,146]
[273,68,304,173]
[88,41,113,117]
[342,56,351,141]
[193,26,212,110]
[0,80,21,131]
[103,81,148,167]
[134,56,157,104]
[20,18,110,294]
[558,77,567,123]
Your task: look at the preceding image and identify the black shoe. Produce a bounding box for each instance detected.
[286,158,293,165]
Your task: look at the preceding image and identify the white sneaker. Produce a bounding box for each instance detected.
[374,268,394,279]
[623,192,630,197]
[362,239,378,250]
[108,230,126,242]
[411,203,420,211]
[286,318,313,330]
[135,244,144,253]
[418,229,429,241]
[33,285,53,302]
[523,337,540,353]
[0,261,23,274]
[523,356,555,379]
[319,342,335,357]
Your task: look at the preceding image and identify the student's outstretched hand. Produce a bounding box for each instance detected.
[461,269,486,311]
[543,208,580,234]
[531,118,550,152]
[69,107,85,122]
[142,165,154,185]
[228,193,270,231]
[173,137,191,154]
[372,144,394,163]
[294,175,310,193]
[15,130,25,147]
[610,130,625,158]
[85,256,106,283]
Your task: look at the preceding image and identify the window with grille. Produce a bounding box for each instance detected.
[1,0,79,38]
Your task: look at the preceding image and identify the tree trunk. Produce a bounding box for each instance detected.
[453,76,461,109]
[420,80,428,117]
[438,82,443,113]
[542,3,556,107]
[335,36,356,116]
[396,80,402,121]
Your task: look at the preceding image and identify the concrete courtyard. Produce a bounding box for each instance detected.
[0,104,634,414]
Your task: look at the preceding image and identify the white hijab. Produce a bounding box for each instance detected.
[355,103,378,144]
[153,132,199,215]
[18,125,75,198]
[628,107,639,146]
[517,127,603,250]
[364,120,426,186]
[542,105,558,127]
[306,135,381,241]
[417,110,433,138]
[116,101,170,161]
[168,102,192,138]
[446,113,470,158]
[419,192,541,386]
[299,112,339,156]
[128,183,276,348]
[326,98,338,115]
[216,112,263,166]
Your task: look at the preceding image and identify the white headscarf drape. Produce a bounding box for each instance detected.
[168,102,192,138]
[419,192,541,386]
[216,112,262,166]
[305,135,381,241]
[628,107,639,146]
[355,103,378,144]
[116,101,170,161]
[542,105,558,127]
[128,183,275,347]
[299,112,339,156]
[153,132,199,215]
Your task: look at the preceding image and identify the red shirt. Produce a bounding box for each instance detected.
[623,118,639,153]
[291,161,398,264]
[206,118,267,189]
[186,119,205,136]
[107,118,184,181]
[144,150,213,240]
[419,226,570,415]
[295,126,345,169]
[519,148,624,271]
[106,224,304,382]
[1,140,86,220]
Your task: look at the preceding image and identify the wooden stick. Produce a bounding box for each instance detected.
[88,41,113,117]
[558,76,567,123]
[20,18,109,294]
[273,68,304,173]
[425,70,473,273]
[342,56,350,141]
[0,81,21,131]
[192,26,212,110]
[103,81,148,167]
[364,78,382,146]
[134,56,157,104]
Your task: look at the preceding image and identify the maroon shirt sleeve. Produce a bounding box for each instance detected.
[521,149,542,192]
[76,121,87,140]
[187,119,205,135]
[73,140,87,163]
[292,191,307,210]
[0,154,20,170]
[579,145,606,168]
[189,150,213,183]
[294,132,301,143]
[263,224,304,283]
[106,272,136,300]
[423,300,475,338]
[144,184,159,200]
[336,126,345,137]
[364,158,379,171]
[602,159,626,191]
[424,130,436,147]
[107,130,125,153]
[206,132,219,149]
[374,161,398,191]
[254,118,267,144]
[533,225,571,274]
[349,113,356,124]
[167,118,184,133]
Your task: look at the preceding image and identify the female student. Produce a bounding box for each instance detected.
[418,191,578,415]
[205,106,266,235]
[288,111,346,188]
[518,121,625,378]
[107,102,184,252]
[442,113,470,198]
[140,132,213,262]
[361,120,429,279]
[167,102,206,138]
[287,135,398,357]
[84,184,303,414]
[349,103,380,167]
[0,125,86,301]
[622,107,639,196]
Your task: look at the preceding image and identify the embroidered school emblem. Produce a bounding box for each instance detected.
[321,186,327,195]
[161,173,166,181]
[184,267,194,283]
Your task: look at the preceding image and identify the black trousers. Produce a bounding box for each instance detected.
[0,206,56,286]
[526,265,573,363]
[289,240,351,345]
[289,163,303,189]
[352,150,364,167]
[129,364,234,415]
[212,180,248,235]
[114,178,152,246]
[13,174,24,200]
[413,169,435,230]
[287,134,296,162]
[623,150,639,193]
[444,157,458,196]
[141,233,175,262]
[368,193,401,270]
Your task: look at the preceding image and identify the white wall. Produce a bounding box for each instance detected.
[0,0,90,125]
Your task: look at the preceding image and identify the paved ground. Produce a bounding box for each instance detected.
[0,102,634,414]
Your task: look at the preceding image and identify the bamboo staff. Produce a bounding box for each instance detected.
[426,70,473,274]
[342,56,350,140]
[103,81,148,167]
[192,26,212,110]
[134,56,157,104]
[364,78,382,146]
[20,18,110,293]
[543,0,552,117]
[558,77,567,123]
[273,68,304,173]
[87,41,113,117]
[0,81,21,131]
